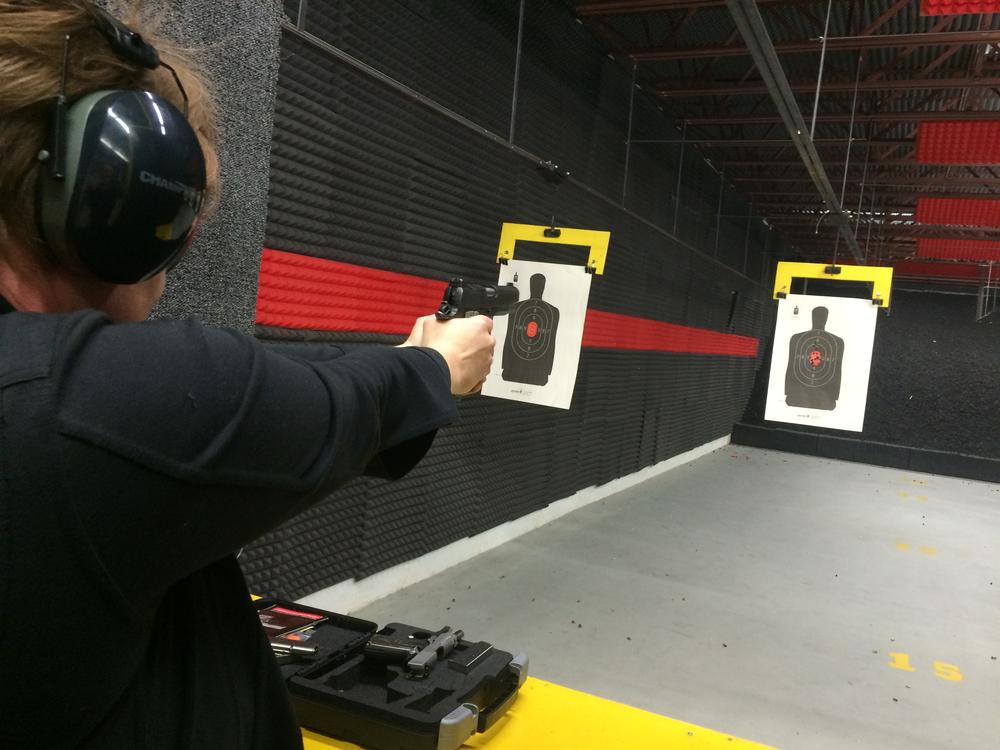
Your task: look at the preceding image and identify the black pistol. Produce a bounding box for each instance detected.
[436,278,520,320]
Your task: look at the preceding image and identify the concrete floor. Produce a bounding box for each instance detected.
[353,447,1000,750]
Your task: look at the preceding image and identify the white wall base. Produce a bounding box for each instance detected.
[297,434,731,614]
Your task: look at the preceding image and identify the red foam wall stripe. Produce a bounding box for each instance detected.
[917,121,1000,164]
[916,197,1000,228]
[893,261,983,279]
[921,0,1000,14]
[917,238,1000,262]
[256,249,759,357]
[582,310,758,356]
[256,249,446,334]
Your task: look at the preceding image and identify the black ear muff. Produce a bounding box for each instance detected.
[36,89,206,284]
[34,6,205,284]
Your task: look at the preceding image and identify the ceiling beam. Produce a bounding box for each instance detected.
[659,6,698,48]
[785,240,914,247]
[749,190,995,200]
[783,238,915,247]
[865,17,956,83]
[970,13,994,109]
[576,0,789,15]
[865,176,1000,187]
[884,228,1000,240]
[755,203,918,212]
[860,0,910,37]
[656,76,1000,98]
[732,176,1000,187]
[784,233,915,241]
[746,209,919,217]
[684,110,999,125]
[733,176,865,183]
[629,30,1000,61]
[754,217,899,225]
[783,226,1000,240]
[630,137,913,146]
[719,159,925,167]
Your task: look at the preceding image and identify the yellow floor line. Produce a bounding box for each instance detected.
[301,676,775,750]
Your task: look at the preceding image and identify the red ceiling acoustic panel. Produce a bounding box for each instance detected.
[917,238,1000,261]
[256,249,759,357]
[916,197,1000,228]
[921,0,1000,14]
[917,121,1000,164]
[894,261,983,280]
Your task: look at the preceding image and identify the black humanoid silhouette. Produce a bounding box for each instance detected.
[501,273,560,386]
[784,306,844,411]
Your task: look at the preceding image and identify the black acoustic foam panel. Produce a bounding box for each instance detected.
[241,2,769,600]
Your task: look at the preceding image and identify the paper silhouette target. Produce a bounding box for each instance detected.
[765,294,877,432]
[502,273,561,386]
[784,306,844,410]
[483,260,591,409]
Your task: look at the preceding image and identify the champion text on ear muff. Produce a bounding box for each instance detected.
[34,7,207,285]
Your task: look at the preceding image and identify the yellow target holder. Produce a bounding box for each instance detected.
[496,222,610,275]
[772,261,894,308]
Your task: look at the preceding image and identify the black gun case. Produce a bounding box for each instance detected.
[254,599,528,750]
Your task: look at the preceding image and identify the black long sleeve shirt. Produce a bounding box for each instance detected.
[0,305,457,749]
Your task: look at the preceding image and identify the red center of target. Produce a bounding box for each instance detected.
[809,350,822,368]
[526,321,539,338]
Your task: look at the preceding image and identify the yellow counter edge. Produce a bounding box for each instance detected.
[301,676,776,750]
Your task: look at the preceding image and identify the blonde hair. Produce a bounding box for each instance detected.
[0,0,219,264]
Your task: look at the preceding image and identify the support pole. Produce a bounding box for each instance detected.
[761,226,771,285]
[855,144,871,237]
[864,183,877,263]
[715,170,725,259]
[977,267,987,319]
[509,0,526,144]
[621,63,637,206]
[839,53,864,207]
[810,0,834,139]
[978,262,996,321]
[744,201,753,274]
[673,122,687,235]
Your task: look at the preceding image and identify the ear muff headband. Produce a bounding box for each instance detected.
[35,9,206,284]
